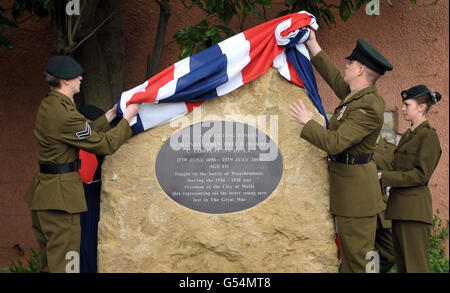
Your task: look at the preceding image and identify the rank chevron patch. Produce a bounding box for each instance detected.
[76,122,91,139]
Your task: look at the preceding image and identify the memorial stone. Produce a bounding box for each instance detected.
[98,67,339,272]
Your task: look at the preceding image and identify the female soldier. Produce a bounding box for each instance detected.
[378,84,442,273]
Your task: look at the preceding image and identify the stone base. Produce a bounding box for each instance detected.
[98,68,338,273]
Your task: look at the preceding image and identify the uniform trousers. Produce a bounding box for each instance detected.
[375,215,396,273]
[31,210,81,273]
[336,215,377,273]
[80,180,101,273]
[391,220,431,273]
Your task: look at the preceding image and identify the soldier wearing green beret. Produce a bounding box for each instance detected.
[290,30,393,273]
[24,56,141,273]
[378,85,442,273]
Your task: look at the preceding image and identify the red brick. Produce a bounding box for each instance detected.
[0,150,38,183]
[0,182,31,215]
[0,115,37,151]
[0,214,36,257]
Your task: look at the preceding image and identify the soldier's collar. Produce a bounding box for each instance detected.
[411,119,428,132]
[48,90,75,106]
[342,85,377,104]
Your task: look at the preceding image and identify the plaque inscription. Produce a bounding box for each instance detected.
[155,121,283,214]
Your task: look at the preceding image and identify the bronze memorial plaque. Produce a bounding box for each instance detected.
[155,121,283,214]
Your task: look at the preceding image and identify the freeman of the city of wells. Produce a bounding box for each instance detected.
[169,108,279,162]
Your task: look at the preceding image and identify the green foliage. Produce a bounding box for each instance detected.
[9,249,40,273]
[278,0,340,28]
[0,4,17,50]
[174,20,235,59]
[429,210,449,273]
[0,0,51,49]
[175,0,272,59]
[11,0,52,20]
[183,0,272,26]
[174,0,419,59]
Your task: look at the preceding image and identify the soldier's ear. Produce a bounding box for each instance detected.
[358,65,366,77]
[417,102,427,114]
[60,79,70,86]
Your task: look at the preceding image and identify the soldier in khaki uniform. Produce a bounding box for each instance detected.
[290,31,393,272]
[372,136,396,273]
[378,85,442,273]
[24,56,141,273]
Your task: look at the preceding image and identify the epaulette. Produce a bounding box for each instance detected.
[363,98,373,105]
[60,98,76,112]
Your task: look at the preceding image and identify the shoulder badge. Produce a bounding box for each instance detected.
[60,99,75,112]
[76,122,92,139]
[363,98,373,105]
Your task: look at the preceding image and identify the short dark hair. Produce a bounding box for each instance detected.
[44,71,61,89]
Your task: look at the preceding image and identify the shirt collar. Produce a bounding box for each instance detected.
[411,119,428,132]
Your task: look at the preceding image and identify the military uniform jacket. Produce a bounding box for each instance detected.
[24,90,132,213]
[300,51,385,217]
[373,136,397,229]
[382,120,441,224]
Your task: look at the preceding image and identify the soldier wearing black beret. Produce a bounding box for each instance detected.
[290,31,393,272]
[24,56,141,273]
[378,85,442,272]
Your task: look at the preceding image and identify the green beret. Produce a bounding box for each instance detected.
[45,56,84,79]
[401,84,442,104]
[345,39,393,75]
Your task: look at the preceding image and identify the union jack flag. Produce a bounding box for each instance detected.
[117,11,328,134]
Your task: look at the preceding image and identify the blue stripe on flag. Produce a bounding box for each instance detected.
[160,45,229,103]
[285,29,330,129]
[130,114,144,136]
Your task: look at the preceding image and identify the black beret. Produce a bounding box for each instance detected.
[401,84,441,104]
[79,105,105,121]
[345,39,393,75]
[45,56,84,79]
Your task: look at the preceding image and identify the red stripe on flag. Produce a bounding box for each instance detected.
[128,64,175,105]
[185,101,205,112]
[241,13,312,85]
[241,16,290,84]
[280,13,312,37]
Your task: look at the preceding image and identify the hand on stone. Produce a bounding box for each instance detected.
[290,99,313,125]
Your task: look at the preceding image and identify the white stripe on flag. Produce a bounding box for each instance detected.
[296,42,311,61]
[156,57,191,101]
[273,51,291,82]
[119,81,149,126]
[275,18,297,46]
[216,33,250,96]
[140,102,188,130]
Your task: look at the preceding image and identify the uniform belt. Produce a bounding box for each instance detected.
[39,160,81,174]
[328,153,373,165]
